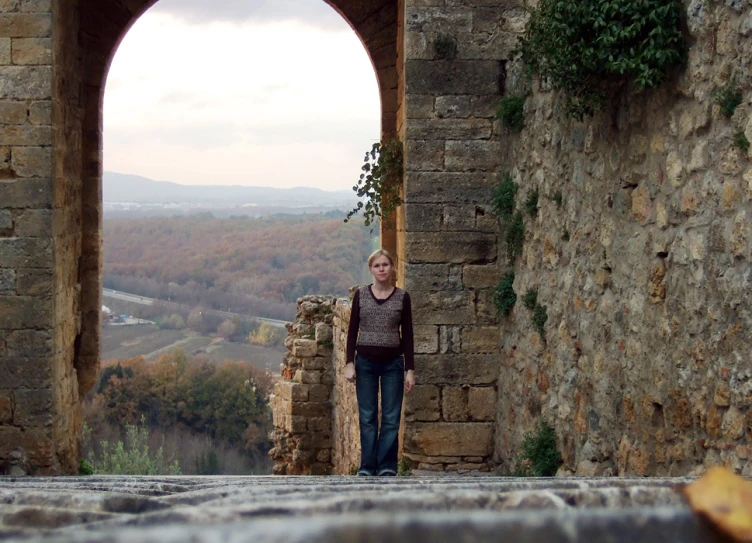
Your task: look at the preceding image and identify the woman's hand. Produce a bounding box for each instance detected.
[344,362,356,383]
[404,370,415,393]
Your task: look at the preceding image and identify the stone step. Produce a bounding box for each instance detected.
[0,476,725,542]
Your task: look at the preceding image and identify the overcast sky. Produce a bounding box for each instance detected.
[103,0,381,191]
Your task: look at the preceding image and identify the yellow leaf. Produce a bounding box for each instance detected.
[682,466,752,542]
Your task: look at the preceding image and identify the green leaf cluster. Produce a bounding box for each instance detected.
[88,418,182,475]
[733,131,750,154]
[522,287,538,311]
[713,81,743,118]
[346,138,404,228]
[497,95,527,131]
[517,420,563,477]
[505,211,525,264]
[524,188,539,217]
[494,272,517,316]
[532,304,548,337]
[491,174,519,219]
[517,0,686,118]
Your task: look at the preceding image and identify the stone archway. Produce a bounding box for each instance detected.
[2,0,506,475]
[40,0,401,475]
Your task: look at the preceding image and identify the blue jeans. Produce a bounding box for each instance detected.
[355,354,404,475]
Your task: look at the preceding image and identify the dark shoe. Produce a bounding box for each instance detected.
[377,469,397,477]
[357,470,374,476]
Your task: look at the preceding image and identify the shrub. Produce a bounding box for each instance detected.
[733,131,750,154]
[517,0,686,118]
[525,188,539,217]
[89,418,182,475]
[397,456,413,476]
[434,35,458,60]
[506,211,525,264]
[346,138,404,228]
[497,95,527,131]
[532,304,548,337]
[552,190,563,208]
[491,174,519,219]
[78,459,94,476]
[517,420,563,477]
[713,81,743,118]
[522,287,538,311]
[494,272,517,316]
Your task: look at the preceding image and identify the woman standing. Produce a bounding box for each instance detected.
[344,249,415,476]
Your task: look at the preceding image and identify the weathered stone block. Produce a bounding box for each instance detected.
[404,203,442,232]
[308,384,330,402]
[0,37,9,64]
[6,328,50,356]
[308,417,331,432]
[404,172,494,204]
[445,140,501,172]
[461,326,498,353]
[12,208,50,236]
[0,268,14,293]
[0,357,50,389]
[314,322,332,343]
[404,263,463,291]
[0,100,26,123]
[0,391,11,423]
[435,95,471,118]
[415,353,496,384]
[0,124,50,147]
[406,7,473,33]
[0,208,11,229]
[12,146,52,177]
[0,66,50,98]
[0,178,51,208]
[11,37,50,64]
[442,387,469,421]
[406,94,434,119]
[404,422,494,456]
[406,60,502,95]
[405,384,440,421]
[406,232,496,263]
[15,267,51,294]
[0,13,50,36]
[291,402,330,418]
[292,339,317,358]
[407,118,492,140]
[443,205,477,231]
[405,139,444,171]
[302,357,327,371]
[412,291,476,325]
[414,324,439,354]
[0,294,51,328]
[28,100,49,124]
[13,387,51,426]
[468,387,496,421]
[462,264,498,288]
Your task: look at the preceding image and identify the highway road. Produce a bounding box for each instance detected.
[102,288,289,328]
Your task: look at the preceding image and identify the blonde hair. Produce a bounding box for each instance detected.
[368,249,397,284]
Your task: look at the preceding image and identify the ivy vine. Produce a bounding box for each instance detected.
[517,0,686,118]
[345,138,404,228]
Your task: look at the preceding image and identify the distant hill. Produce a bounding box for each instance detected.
[103,172,357,207]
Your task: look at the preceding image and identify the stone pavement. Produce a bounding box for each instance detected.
[0,475,728,542]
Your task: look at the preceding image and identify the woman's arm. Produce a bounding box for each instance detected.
[345,289,360,364]
[402,292,415,392]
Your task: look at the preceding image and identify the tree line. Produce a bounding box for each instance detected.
[84,350,275,475]
[104,212,376,321]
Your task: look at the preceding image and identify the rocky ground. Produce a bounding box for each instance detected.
[0,475,728,542]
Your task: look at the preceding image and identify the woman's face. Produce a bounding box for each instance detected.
[369,255,392,283]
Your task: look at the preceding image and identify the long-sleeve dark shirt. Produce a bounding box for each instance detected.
[346,285,414,371]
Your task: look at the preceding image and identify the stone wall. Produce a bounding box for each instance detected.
[396,0,525,471]
[496,1,752,476]
[331,296,360,474]
[0,0,61,474]
[269,296,337,475]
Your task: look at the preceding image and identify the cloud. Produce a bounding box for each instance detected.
[150,0,347,30]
